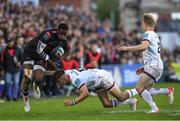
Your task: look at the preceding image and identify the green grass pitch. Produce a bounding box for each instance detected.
[0,82,180,120]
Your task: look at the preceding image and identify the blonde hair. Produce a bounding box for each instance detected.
[142,13,156,27]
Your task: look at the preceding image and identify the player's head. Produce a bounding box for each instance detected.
[53,69,70,87]
[141,13,156,32]
[57,23,68,40]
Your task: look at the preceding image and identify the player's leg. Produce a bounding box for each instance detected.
[96,89,133,108]
[22,64,33,96]
[97,71,138,110]
[96,88,137,111]
[21,63,33,112]
[101,71,132,102]
[96,90,113,108]
[135,73,160,113]
[32,63,45,99]
[126,67,164,113]
[109,75,161,112]
[149,87,174,104]
[108,83,138,111]
[125,73,153,98]
[123,73,159,113]
[123,73,158,112]
[149,88,170,96]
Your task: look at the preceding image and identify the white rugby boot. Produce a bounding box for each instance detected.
[23,95,30,112]
[33,82,41,99]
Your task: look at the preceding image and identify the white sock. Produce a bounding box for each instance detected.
[149,88,169,96]
[141,90,158,111]
[112,99,130,107]
[126,89,138,97]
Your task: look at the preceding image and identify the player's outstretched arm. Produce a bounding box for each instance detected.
[64,85,89,106]
[116,40,149,52]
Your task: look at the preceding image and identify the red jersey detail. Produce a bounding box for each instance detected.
[88,51,101,62]
[85,51,101,69]
[61,59,79,70]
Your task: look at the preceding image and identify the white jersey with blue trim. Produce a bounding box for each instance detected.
[142,31,163,69]
[64,69,114,90]
[65,69,99,90]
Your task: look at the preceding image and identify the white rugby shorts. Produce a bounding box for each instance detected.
[143,66,163,82]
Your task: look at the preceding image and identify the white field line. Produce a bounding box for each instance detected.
[102,109,180,114]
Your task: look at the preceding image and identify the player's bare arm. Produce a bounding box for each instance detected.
[64,84,89,106]
[116,40,149,52]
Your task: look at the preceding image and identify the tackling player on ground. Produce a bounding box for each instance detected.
[53,69,138,110]
[21,23,70,112]
[116,13,174,113]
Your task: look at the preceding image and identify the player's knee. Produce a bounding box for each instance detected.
[23,68,33,80]
[102,102,112,108]
[136,87,144,95]
[33,70,44,81]
[23,75,31,84]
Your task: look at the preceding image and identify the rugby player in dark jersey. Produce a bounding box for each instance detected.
[22,23,70,112]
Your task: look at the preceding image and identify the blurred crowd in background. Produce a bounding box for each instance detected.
[0,1,179,100]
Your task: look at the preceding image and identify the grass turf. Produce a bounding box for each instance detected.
[0,82,180,120]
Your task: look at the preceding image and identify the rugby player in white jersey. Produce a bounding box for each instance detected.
[53,69,138,111]
[116,13,174,113]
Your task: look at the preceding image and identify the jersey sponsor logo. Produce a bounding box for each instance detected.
[37,40,47,54]
[74,78,82,87]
